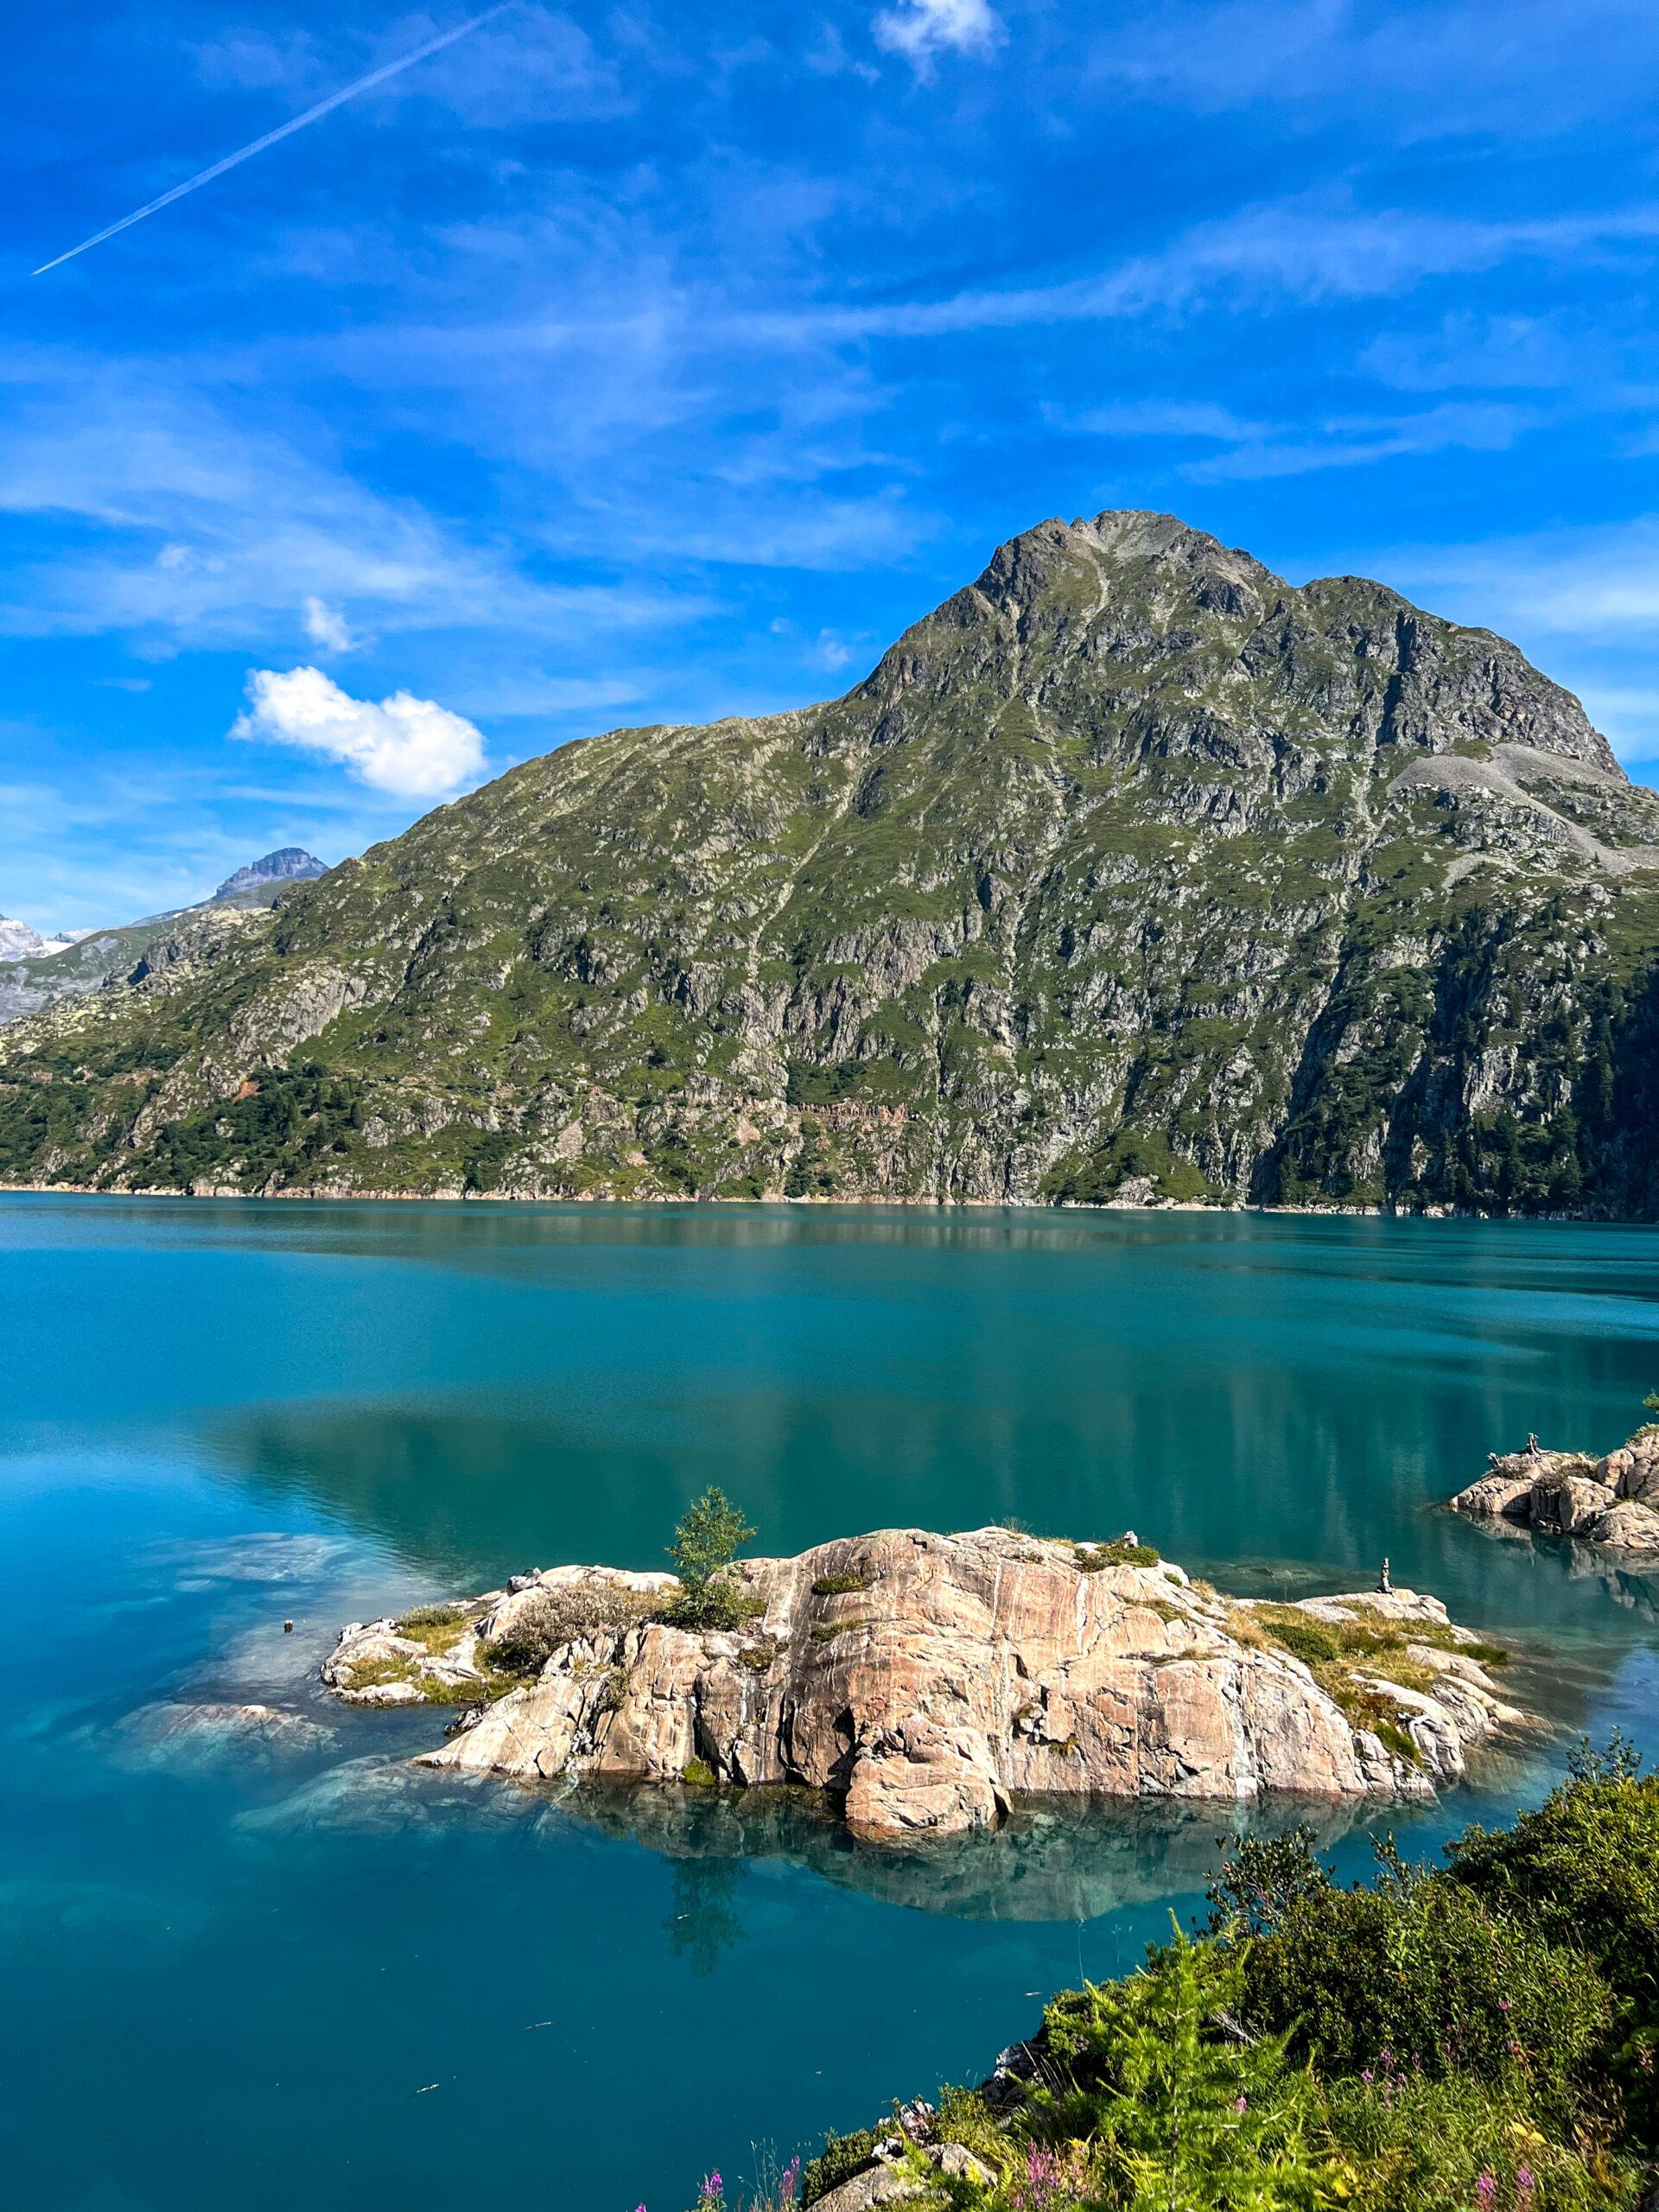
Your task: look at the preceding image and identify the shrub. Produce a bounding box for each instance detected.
[1446,1744,1659,1993]
[810,1572,868,1597]
[1324,2070,1618,2212]
[1076,1540,1161,1572]
[1205,1825,1335,1939]
[1447,1745,1659,2140]
[932,2084,1009,2168]
[664,1488,756,1630]
[1259,1616,1342,1668]
[765,1772,1655,2212]
[801,2129,877,2208]
[479,1583,653,1676]
[1234,1862,1611,2120]
[395,1602,467,1631]
[1029,1930,1333,2207]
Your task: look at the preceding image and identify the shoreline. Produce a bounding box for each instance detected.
[0,1179,1632,1222]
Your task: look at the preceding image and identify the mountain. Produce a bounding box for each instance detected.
[213,849,327,899]
[0,917,45,963]
[3,509,1659,1214]
[0,850,332,1030]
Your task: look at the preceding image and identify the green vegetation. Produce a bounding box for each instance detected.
[5,518,1659,1219]
[1075,1540,1162,1571]
[1043,1128,1222,1207]
[390,1603,481,1656]
[793,1748,1659,2210]
[808,1618,868,1644]
[802,2130,879,2206]
[681,1758,717,1787]
[665,1488,757,1630]
[477,1582,658,1676]
[394,1603,469,1632]
[810,1572,870,1597]
[1226,1603,1509,1765]
[330,1653,514,1707]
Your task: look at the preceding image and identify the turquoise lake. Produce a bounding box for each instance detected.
[6,1196,1659,2211]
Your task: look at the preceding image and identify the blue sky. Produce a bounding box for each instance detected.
[6,0,1659,928]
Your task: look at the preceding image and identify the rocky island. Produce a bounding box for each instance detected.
[322,1524,1522,1838]
[1450,1418,1659,1551]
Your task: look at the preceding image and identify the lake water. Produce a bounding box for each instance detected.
[5,1196,1659,2212]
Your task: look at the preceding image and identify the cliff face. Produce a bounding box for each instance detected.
[321,1527,1521,1840]
[5,508,1659,1211]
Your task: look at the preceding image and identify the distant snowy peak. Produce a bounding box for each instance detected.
[213,848,327,899]
[0,915,44,963]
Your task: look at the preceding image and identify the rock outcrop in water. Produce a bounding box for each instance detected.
[322,1527,1522,1839]
[1450,1423,1659,1551]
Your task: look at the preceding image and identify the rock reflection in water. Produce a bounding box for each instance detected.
[1446,1511,1659,1626]
[560,1783,1367,1928]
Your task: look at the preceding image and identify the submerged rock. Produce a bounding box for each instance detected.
[114,1700,334,1764]
[1450,1426,1659,1553]
[322,1529,1522,1840]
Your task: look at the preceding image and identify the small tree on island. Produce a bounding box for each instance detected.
[666,1487,755,1629]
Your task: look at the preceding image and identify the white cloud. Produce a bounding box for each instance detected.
[1065,392,1534,478]
[1359,314,1589,393]
[744,200,1659,343]
[1574,687,1659,764]
[1084,0,1659,139]
[231,666,486,798]
[1392,519,1659,639]
[1069,399,1274,440]
[1183,400,1535,481]
[0,363,689,646]
[874,0,1004,70]
[302,595,357,653]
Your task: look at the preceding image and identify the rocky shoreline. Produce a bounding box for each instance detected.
[0,1180,1608,1217]
[1450,1422,1659,1552]
[321,1526,1523,1840]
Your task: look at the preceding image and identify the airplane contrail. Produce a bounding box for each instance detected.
[34,3,517,276]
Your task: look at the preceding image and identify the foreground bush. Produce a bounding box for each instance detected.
[780,1750,1659,2212]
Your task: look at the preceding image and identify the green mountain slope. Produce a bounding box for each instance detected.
[6,510,1659,1214]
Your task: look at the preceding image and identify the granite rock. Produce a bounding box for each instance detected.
[325,1528,1522,1840]
[1450,1427,1659,1553]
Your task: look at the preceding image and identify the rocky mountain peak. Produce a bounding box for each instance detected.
[213,849,327,899]
[872,509,1620,780]
[0,916,44,963]
[2,505,1657,1217]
